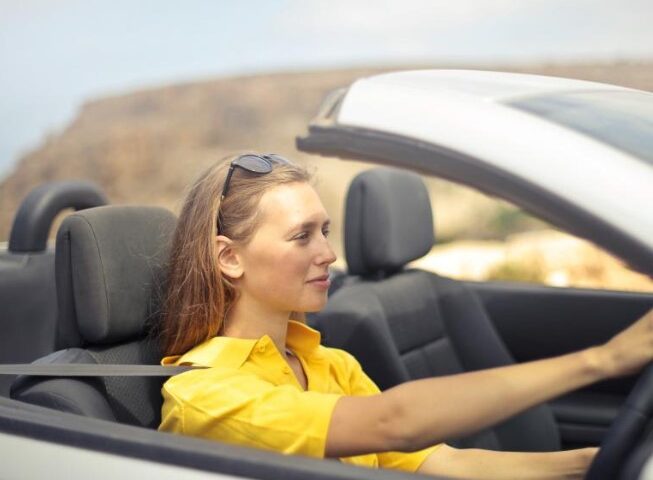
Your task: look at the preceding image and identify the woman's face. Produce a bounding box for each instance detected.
[236,182,337,313]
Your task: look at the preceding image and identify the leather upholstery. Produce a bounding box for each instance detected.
[345,168,434,277]
[55,206,176,348]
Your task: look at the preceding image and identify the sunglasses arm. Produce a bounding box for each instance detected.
[221,165,237,200]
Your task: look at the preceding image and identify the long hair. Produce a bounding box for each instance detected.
[160,154,312,356]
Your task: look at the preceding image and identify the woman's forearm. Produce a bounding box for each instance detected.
[418,444,597,479]
[382,347,607,451]
[327,310,652,458]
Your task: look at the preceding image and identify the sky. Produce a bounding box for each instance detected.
[1,0,652,177]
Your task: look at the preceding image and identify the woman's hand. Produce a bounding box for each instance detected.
[597,307,653,378]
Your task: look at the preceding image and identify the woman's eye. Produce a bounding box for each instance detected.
[292,227,329,242]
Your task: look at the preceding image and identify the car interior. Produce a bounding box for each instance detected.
[308,168,653,458]
[1,166,653,478]
[0,181,107,396]
[309,168,559,452]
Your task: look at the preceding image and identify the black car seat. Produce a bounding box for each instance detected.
[312,167,561,451]
[10,205,176,428]
[0,181,107,396]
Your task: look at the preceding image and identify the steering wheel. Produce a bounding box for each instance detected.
[585,363,653,479]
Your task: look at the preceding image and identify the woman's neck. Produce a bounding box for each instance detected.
[223,294,292,356]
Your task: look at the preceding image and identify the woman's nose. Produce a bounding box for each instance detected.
[317,238,337,266]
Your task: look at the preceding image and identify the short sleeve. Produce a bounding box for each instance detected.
[160,367,342,458]
[334,349,444,472]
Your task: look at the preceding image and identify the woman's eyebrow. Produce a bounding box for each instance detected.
[287,219,330,234]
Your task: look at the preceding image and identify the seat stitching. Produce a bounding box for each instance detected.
[77,214,111,339]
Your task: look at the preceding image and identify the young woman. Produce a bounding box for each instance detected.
[158,153,653,479]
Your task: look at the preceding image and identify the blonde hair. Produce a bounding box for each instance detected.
[160,154,311,355]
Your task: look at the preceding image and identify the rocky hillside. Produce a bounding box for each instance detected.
[2,62,652,269]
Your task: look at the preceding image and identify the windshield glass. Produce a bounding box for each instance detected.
[507,90,653,165]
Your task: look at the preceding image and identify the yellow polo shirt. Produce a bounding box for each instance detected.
[159,320,440,471]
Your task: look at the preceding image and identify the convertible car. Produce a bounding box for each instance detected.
[1,70,652,479]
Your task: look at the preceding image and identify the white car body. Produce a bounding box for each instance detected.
[301,70,653,273]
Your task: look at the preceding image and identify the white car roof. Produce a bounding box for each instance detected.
[350,69,629,101]
[334,70,653,254]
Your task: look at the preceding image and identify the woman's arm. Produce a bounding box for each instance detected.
[326,346,604,456]
[325,307,653,457]
[418,444,597,479]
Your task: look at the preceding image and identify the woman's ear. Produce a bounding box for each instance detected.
[216,235,244,279]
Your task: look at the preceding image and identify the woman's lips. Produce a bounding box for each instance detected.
[307,275,330,290]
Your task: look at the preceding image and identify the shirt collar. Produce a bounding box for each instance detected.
[286,320,322,356]
[162,320,323,368]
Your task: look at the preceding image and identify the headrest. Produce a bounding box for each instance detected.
[345,168,435,276]
[55,206,177,349]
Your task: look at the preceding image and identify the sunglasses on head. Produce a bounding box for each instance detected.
[217,153,291,234]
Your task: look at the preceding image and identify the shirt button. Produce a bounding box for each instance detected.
[283,366,291,374]
[257,344,266,353]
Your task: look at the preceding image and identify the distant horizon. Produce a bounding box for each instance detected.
[2,0,652,177]
[5,58,652,181]
[35,57,653,106]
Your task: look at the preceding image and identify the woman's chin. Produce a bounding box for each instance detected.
[298,297,329,313]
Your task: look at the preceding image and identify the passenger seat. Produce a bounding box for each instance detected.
[312,167,560,451]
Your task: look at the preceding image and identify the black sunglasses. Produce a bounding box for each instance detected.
[217,154,291,234]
